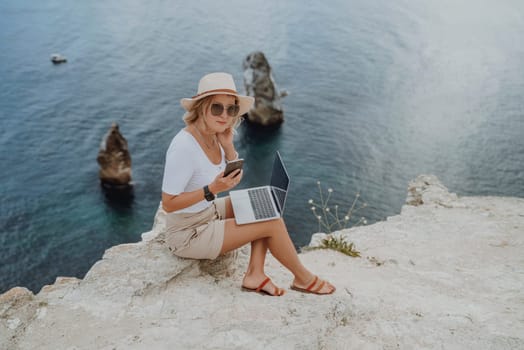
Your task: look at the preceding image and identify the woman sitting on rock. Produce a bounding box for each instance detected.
[161,72,335,296]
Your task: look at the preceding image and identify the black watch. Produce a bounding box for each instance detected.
[203,185,215,201]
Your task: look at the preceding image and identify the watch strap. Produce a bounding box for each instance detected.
[203,185,215,201]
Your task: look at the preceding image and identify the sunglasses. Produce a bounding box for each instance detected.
[210,103,240,117]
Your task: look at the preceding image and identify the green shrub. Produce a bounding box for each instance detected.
[304,234,361,257]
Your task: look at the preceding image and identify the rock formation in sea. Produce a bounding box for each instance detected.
[96,122,132,189]
[1,175,523,349]
[242,51,287,126]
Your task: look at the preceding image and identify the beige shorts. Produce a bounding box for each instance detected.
[164,197,227,260]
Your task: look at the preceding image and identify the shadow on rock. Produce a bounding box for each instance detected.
[240,117,282,143]
[100,183,135,211]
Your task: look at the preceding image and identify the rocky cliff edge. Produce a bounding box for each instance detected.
[1,175,523,349]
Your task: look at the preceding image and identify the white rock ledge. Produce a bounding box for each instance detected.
[1,175,523,349]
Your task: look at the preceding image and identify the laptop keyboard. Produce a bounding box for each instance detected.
[248,188,277,220]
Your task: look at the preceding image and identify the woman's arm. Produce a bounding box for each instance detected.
[161,189,207,212]
[162,169,243,212]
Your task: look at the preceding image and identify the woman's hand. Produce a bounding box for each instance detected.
[216,127,234,147]
[217,127,238,160]
[209,169,243,195]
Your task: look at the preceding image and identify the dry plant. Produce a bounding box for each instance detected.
[308,181,368,233]
[304,181,368,257]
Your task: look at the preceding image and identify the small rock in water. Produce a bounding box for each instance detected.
[242,51,286,126]
[50,53,67,64]
[97,123,132,190]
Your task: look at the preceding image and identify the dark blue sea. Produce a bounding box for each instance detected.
[1,0,523,294]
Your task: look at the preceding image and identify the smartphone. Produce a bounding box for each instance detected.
[223,159,244,177]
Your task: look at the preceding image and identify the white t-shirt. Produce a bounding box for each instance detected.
[162,129,226,213]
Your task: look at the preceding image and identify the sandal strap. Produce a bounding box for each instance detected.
[306,276,319,291]
[255,277,271,292]
[312,280,326,294]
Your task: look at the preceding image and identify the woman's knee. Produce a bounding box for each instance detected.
[262,217,286,233]
[276,217,287,229]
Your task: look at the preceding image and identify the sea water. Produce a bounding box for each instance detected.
[1,0,523,293]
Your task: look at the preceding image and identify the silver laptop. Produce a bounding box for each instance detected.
[229,151,290,225]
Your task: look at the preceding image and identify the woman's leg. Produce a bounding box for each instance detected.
[223,198,282,295]
[221,198,334,294]
[246,238,268,278]
[224,198,268,272]
[243,238,286,295]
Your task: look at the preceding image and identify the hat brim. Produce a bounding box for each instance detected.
[181,91,254,117]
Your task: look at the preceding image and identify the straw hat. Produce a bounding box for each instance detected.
[180,72,254,116]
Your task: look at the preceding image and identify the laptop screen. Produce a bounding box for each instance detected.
[270,151,290,212]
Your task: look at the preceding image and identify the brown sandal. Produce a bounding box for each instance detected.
[241,277,285,296]
[290,276,335,295]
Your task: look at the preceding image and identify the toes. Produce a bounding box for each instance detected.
[312,278,336,294]
[323,281,335,294]
[270,285,285,296]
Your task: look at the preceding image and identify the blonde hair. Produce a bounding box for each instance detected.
[183,95,242,130]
